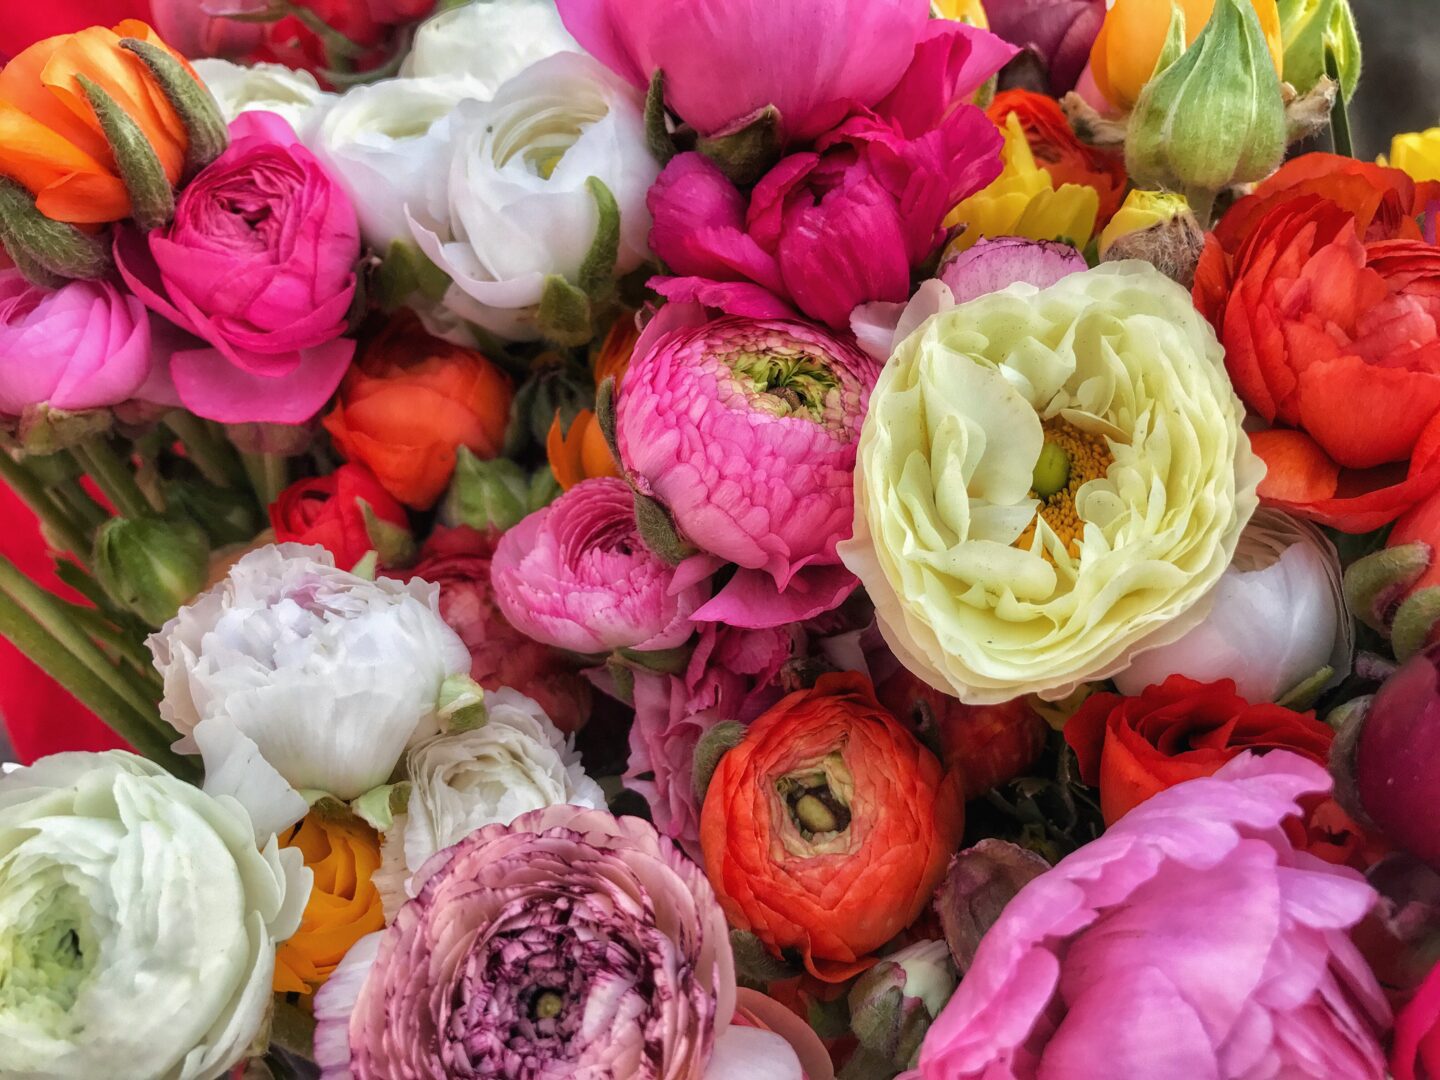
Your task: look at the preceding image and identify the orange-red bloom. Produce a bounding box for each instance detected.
[699,672,964,983]
[274,811,386,995]
[0,21,191,224]
[1195,154,1440,532]
[986,89,1127,226]
[325,313,512,510]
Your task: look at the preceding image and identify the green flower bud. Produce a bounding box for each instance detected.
[1278,0,1360,99]
[1125,0,1287,223]
[504,356,594,456]
[441,447,558,532]
[848,940,958,1070]
[94,515,210,627]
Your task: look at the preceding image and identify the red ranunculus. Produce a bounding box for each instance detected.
[1194,154,1440,532]
[269,463,409,571]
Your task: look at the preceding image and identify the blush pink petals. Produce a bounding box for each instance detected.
[490,477,709,655]
[115,111,360,425]
[914,753,1391,1080]
[0,268,151,415]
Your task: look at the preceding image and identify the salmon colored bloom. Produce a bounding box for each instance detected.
[1194,154,1440,532]
[0,21,192,224]
[1090,0,1284,112]
[986,89,1127,225]
[325,313,513,510]
[274,811,386,995]
[699,672,964,983]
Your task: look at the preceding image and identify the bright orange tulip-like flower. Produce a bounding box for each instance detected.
[274,811,386,995]
[1090,0,1283,112]
[546,314,637,490]
[699,672,965,983]
[0,21,191,224]
[325,312,513,510]
[986,89,1128,227]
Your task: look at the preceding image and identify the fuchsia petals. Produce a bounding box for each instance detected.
[940,237,1090,305]
[690,564,861,630]
[650,278,801,321]
[875,21,1019,137]
[168,339,355,424]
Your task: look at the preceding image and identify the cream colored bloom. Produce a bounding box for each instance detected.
[840,261,1263,703]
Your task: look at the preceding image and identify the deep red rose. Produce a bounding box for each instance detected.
[269,463,408,571]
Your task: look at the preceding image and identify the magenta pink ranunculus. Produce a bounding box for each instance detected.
[490,477,709,655]
[554,0,1009,143]
[915,753,1391,1079]
[313,804,737,1079]
[0,268,152,415]
[615,306,881,629]
[115,111,360,425]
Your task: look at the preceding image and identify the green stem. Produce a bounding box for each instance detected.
[0,450,93,563]
[54,482,109,533]
[240,451,288,513]
[1326,45,1353,159]
[72,438,156,519]
[165,410,245,488]
[65,603,162,687]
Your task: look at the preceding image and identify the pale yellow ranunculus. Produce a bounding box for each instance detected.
[839,262,1263,704]
[945,113,1099,253]
[1389,128,1440,183]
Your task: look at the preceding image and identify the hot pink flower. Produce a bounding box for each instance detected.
[116,111,360,425]
[615,306,881,629]
[915,753,1391,1079]
[0,269,151,415]
[1394,962,1440,1080]
[491,477,709,655]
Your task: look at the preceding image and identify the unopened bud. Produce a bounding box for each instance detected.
[95,515,210,626]
[441,447,556,532]
[1278,0,1360,99]
[934,838,1050,973]
[848,940,958,1070]
[1099,190,1206,288]
[166,480,262,547]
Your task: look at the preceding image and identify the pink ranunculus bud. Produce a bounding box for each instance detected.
[115,111,360,425]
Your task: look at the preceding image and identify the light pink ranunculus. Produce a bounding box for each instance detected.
[0,269,151,415]
[116,111,360,425]
[615,306,881,629]
[491,477,709,655]
[915,753,1392,1079]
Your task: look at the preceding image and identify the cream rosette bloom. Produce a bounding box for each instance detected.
[408,51,659,340]
[0,751,308,1080]
[400,0,580,90]
[193,59,335,137]
[375,687,606,913]
[841,261,1262,704]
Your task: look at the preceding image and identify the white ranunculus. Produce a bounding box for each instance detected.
[148,543,471,802]
[1115,509,1353,702]
[400,0,580,90]
[311,76,485,251]
[0,751,309,1080]
[193,59,335,138]
[376,687,605,913]
[409,51,660,340]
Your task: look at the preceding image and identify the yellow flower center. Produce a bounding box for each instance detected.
[1015,418,1115,559]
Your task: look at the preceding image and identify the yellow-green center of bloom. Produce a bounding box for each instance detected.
[726,350,840,421]
[1016,418,1115,558]
[532,991,565,1020]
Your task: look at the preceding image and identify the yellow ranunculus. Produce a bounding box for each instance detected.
[1097,190,1192,257]
[945,112,1099,253]
[932,0,989,28]
[839,262,1263,704]
[1389,128,1440,183]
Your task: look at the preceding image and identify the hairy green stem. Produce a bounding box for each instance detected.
[165,410,246,488]
[0,450,93,562]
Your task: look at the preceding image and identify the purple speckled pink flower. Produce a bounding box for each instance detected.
[913,753,1392,1080]
[313,804,736,1079]
[490,476,708,654]
[615,306,881,629]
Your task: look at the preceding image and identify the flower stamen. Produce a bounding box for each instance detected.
[1015,418,1114,559]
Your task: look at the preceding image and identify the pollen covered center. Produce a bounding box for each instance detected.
[1015,417,1115,559]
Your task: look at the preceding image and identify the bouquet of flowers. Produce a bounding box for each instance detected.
[4,0,1440,1077]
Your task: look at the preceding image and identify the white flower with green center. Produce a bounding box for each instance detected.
[840,261,1263,703]
[0,751,309,1080]
[192,59,335,138]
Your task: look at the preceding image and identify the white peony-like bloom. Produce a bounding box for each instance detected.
[0,751,309,1080]
[193,59,335,137]
[148,543,471,802]
[1115,509,1352,702]
[311,76,485,251]
[400,0,580,91]
[409,51,660,340]
[376,687,606,913]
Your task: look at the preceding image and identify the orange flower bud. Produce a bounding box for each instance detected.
[700,673,964,983]
[546,410,619,491]
[324,313,513,510]
[273,811,386,995]
[0,21,192,224]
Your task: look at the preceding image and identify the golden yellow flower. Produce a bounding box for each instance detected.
[273,811,386,995]
[1098,190,1193,258]
[931,0,989,28]
[1389,128,1440,183]
[945,113,1099,253]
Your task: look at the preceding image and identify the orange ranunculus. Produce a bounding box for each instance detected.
[0,21,191,224]
[545,313,638,490]
[324,312,512,510]
[699,672,964,983]
[1194,153,1440,532]
[1090,0,1283,112]
[273,811,386,995]
[986,89,1128,227]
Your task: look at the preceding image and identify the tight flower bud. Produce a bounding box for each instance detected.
[95,514,210,626]
[1125,0,1287,223]
[1099,190,1206,286]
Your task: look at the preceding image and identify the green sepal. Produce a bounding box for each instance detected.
[595,375,622,471]
[730,929,800,988]
[349,551,380,580]
[537,274,593,348]
[644,70,677,166]
[76,74,175,231]
[616,644,693,675]
[692,720,746,808]
[358,498,416,568]
[634,491,695,565]
[0,178,111,282]
[579,176,621,305]
[17,405,113,455]
[696,105,783,187]
[374,240,452,312]
[1275,665,1334,711]
[1392,586,1440,662]
[1343,542,1431,634]
[438,673,487,733]
[120,37,229,177]
[351,781,413,833]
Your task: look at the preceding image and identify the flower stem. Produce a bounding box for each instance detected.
[0,449,93,563]
[53,483,109,533]
[164,410,246,488]
[240,451,288,513]
[1325,45,1354,158]
[72,438,157,519]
